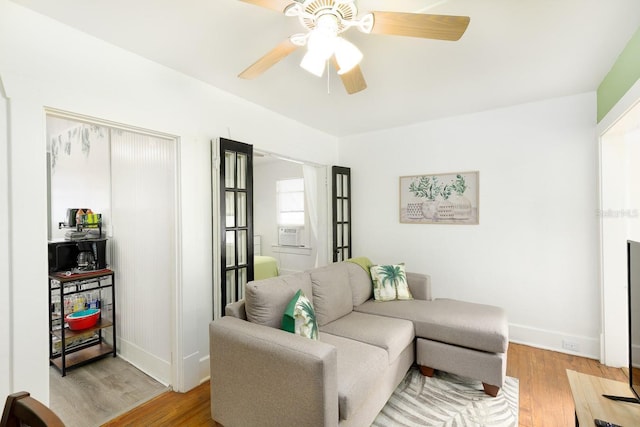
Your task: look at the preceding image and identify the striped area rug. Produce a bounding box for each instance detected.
[372,366,519,427]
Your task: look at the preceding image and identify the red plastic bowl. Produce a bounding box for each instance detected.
[65,308,100,331]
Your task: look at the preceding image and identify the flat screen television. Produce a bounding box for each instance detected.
[604,241,640,404]
[628,240,640,401]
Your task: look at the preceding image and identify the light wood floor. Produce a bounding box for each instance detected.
[101,343,629,426]
[50,356,169,427]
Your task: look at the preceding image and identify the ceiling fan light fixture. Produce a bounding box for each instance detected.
[306,28,336,60]
[300,25,337,77]
[300,51,327,77]
[334,37,362,75]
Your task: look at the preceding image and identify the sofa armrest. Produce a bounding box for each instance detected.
[210,316,339,427]
[224,299,246,319]
[407,272,432,301]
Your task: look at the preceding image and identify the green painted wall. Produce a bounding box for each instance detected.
[597,27,640,122]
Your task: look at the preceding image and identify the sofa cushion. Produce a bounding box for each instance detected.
[320,311,414,363]
[344,262,373,306]
[282,289,318,340]
[319,332,388,421]
[370,263,413,301]
[355,298,508,354]
[245,272,313,328]
[310,264,354,326]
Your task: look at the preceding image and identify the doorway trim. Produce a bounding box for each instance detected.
[598,78,640,366]
[44,107,183,389]
[0,75,12,398]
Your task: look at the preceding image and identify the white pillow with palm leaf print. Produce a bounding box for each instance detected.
[282,289,319,340]
[370,263,413,301]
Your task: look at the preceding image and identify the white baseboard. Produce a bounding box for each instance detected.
[199,354,210,384]
[116,337,171,386]
[509,323,600,360]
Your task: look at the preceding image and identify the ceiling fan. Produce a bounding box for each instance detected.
[237,0,470,94]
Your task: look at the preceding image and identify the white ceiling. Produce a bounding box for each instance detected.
[11,0,640,137]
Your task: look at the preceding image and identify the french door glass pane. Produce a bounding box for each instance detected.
[342,199,349,221]
[226,230,235,267]
[238,230,247,265]
[342,175,349,197]
[237,192,247,227]
[225,191,235,227]
[226,270,236,305]
[238,267,247,299]
[336,174,342,197]
[237,153,247,190]
[225,151,236,188]
[342,224,349,246]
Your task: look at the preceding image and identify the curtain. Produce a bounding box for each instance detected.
[303,165,319,267]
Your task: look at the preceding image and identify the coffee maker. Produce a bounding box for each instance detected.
[48,238,108,273]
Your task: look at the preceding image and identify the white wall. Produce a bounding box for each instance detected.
[340,92,601,357]
[0,0,338,402]
[627,130,640,239]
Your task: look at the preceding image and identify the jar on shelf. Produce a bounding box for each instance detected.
[72,294,86,312]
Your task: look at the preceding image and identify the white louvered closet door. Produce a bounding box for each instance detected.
[110,129,175,384]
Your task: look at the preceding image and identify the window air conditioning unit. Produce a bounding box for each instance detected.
[278,226,303,247]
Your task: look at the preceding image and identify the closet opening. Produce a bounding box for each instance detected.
[46,110,179,424]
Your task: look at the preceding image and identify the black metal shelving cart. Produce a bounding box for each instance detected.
[48,268,116,376]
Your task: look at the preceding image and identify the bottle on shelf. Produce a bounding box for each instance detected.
[75,209,85,228]
[87,291,100,309]
[63,296,73,316]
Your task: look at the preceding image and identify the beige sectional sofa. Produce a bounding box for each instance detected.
[209,261,508,427]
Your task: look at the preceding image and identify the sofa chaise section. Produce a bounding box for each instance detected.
[355,297,509,396]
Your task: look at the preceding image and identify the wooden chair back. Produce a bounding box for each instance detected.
[1,392,65,427]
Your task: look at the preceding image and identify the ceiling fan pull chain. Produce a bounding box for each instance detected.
[326,60,330,94]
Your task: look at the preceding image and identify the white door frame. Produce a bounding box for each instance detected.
[44,108,183,389]
[598,79,640,366]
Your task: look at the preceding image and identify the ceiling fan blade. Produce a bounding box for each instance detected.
[238,0,294,13]
[333,61,367,95]
[370,12,470,41]
[238,39,299,79]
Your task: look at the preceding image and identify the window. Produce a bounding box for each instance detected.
[277,178,304,226]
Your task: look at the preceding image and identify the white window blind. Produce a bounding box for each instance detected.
[277,178,304,226]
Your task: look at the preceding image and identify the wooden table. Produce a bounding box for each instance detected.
[567,369,640,426]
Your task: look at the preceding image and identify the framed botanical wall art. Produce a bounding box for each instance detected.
[399,171,479,224]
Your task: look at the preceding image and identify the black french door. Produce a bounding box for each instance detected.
[332,166,351,262]
[218,138,253,316]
